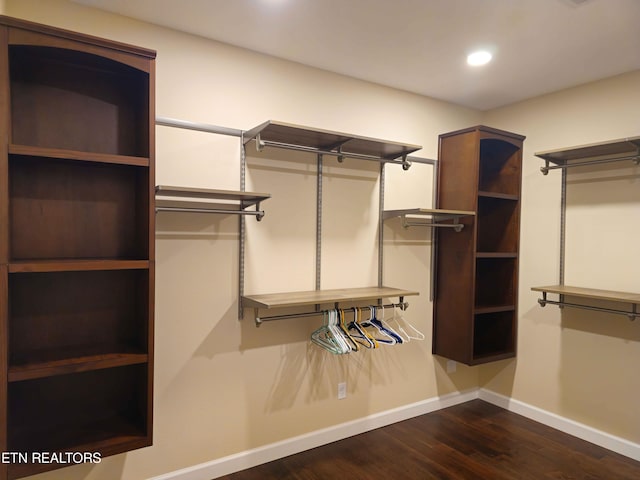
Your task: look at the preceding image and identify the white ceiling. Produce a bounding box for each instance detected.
[76,0,640,110]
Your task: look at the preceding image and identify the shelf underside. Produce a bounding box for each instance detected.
[242,286,419,309]
[243,120,421,160]
[155,185,270,208]
[9,352,149,382]
[535,136,640,165]
[383,208,475,222]
[531,285,640,304]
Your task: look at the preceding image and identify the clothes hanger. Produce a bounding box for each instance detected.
[338,309,359,352]
[311,310,347,354]
[393,305,425,341]
[372,305,404,344]
[348,307,376,349]
[328,309,352,354]
[360,306,397,345]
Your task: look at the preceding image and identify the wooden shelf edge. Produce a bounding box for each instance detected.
[474,305,516,315]
[535,136,640,165]
[470,351,516,365]
[7,435,151,479]
[382,208,475,221]
[9,353,149,382]
[9,144,149,167]
[243,120,422,160]
[478,191,519,201]
[531,285,640,304]
[476,252,518,258]
[242,286,419,309]
[8,259,150,273]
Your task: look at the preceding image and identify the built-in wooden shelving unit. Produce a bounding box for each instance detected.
[0,15,155,479]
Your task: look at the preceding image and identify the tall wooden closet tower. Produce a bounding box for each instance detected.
[433,126,524,366]
[0,16,155,479]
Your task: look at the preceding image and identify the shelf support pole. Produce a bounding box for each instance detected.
[378,162,385,288]
[316,154,323,296]
[238,133,247,320]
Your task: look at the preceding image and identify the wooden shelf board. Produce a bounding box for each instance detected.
[242,286,419,309]
[535,136,640,164]
[9,352,148,382]
[244,120,422,160]
[476,252,518,258]
[478,191,519,201]
[474,305,516,315]
[382,208,474,221]
[9,144,149,167]
[155,185,270,209]
[470,351,516,365]
[8,259,150,273]
[531,285,640,304]
[8,434,151,480]
[8,416,148,458]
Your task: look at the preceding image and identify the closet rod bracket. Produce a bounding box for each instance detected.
[401,155,412,171]
[255,133,265,152]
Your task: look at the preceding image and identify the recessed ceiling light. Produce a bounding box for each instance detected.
[467,50,492,66]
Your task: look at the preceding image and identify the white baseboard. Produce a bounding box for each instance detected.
[479,388,640,462]
[150,388,640,480]
[148,389,479,480]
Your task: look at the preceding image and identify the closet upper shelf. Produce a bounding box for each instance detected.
[532,285,639,321]
[243,120,421,167]
[383,208,475,231]
[536,136,640,174]
[155,185,270,219]
[242,286,418,310]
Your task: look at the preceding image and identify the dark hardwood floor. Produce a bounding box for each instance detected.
[218,400,640,480]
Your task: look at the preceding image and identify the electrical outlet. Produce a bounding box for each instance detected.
[446,360,457,373]
[338,382,347,399]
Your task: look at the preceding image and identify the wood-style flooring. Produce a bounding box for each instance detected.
[218,400,640,480]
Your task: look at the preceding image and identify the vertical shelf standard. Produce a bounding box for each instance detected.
[432,126,525,365]
[0,16,155,479]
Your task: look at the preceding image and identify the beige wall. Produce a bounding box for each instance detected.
[4,1,639,479]
[5,1,482,479]
[480,70,640,442]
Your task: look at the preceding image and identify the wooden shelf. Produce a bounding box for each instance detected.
[9,144,149,167]
[9,352,148,382]
[155,185,270,217]
[531,285,640,304]
[382,208,475,226]
[243,120,421,161]
[478,191,519,201]
[475,252,518,258]
[536,136,640,174]
[242,286,419,310]
[8,259,150,273]
[535,136,640,164]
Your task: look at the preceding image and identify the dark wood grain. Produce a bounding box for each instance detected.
[0,15,155,480]
[219,400,640,480]
[434,126,524,365]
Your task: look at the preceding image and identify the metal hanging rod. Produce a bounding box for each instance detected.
[537,292,637,321]
[156,116,243,137]
[402,218,465,231]
[254,137,413,169]
[540,153,640,175]
[255,301,409,326]
[155,206,265,219]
